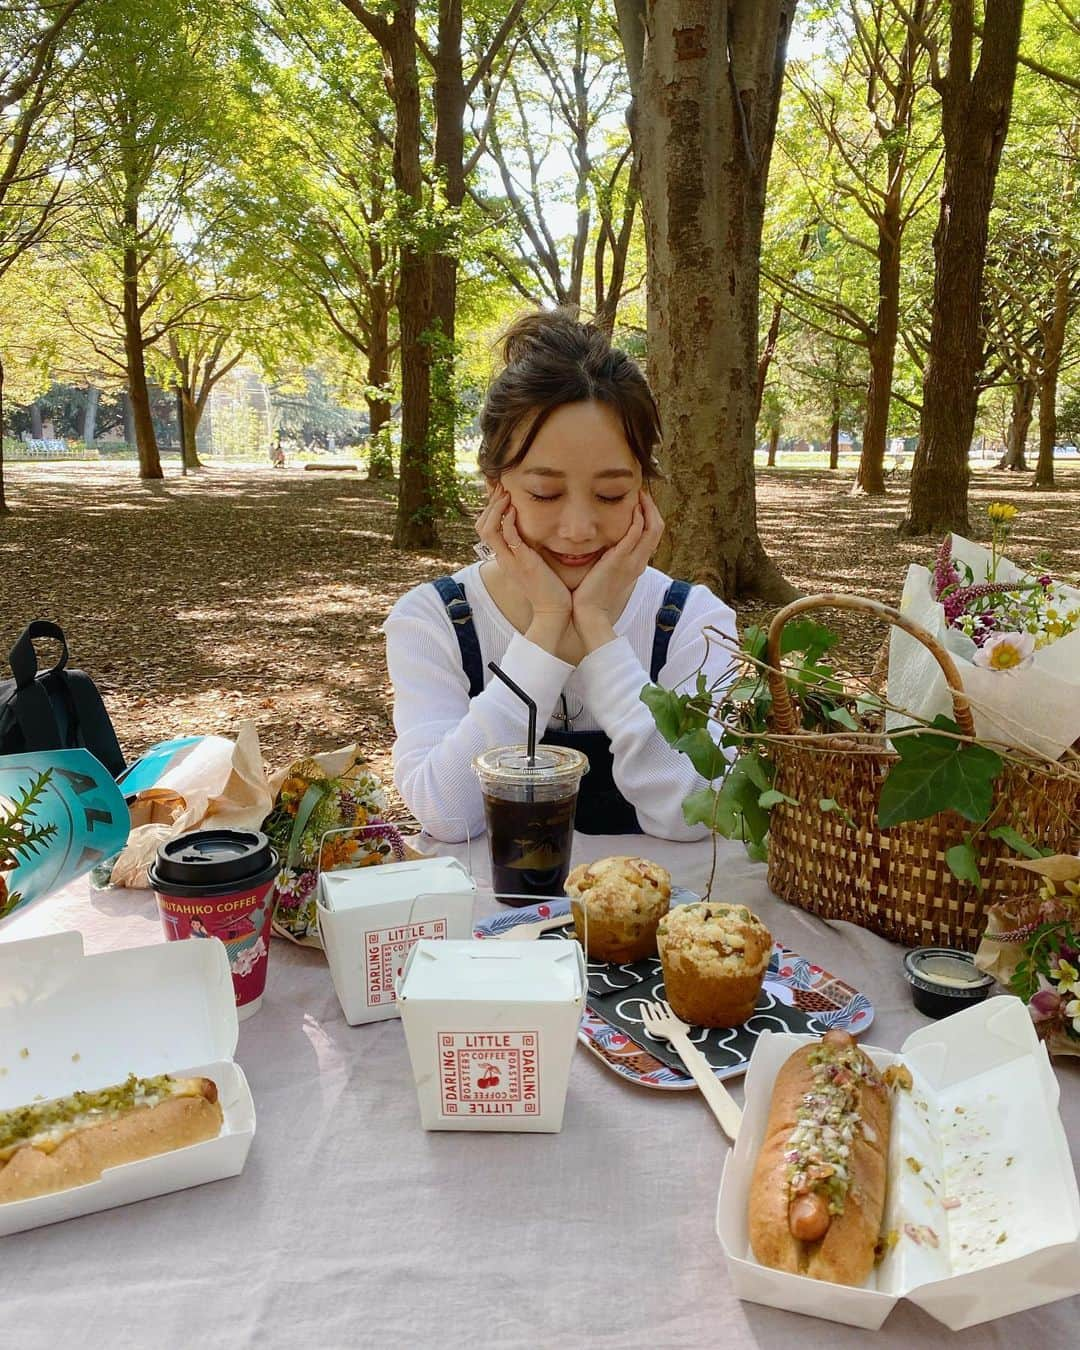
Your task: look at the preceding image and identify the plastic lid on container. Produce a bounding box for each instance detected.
[903,947,995,995]
[150,829,277,890]
[472,744,588,786]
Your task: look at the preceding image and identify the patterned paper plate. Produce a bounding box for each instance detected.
[474,893,875,1092]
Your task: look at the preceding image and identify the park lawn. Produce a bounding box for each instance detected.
[2,460,1077,808]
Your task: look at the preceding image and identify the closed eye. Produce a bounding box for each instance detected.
[525,492,629,504]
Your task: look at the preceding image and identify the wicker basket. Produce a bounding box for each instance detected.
[763,595,1080,951]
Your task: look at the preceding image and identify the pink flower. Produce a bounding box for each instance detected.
[972,631,1035,671]
[1029,987,1063,1023]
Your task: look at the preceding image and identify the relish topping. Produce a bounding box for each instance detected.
[0,1073,177,1157]
[784,1045,883,1216]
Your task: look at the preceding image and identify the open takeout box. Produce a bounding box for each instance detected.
[716,996,1080,1330]
[0,931,255,1236]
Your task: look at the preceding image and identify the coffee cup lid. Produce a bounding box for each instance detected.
[472,744,588,785]
[151,829,277,890]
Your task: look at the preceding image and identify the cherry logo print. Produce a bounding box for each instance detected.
[476,1062,501,1090]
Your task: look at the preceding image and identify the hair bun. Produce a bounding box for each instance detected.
[500,308,596,365]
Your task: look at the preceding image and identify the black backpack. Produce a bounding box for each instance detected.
[0,621,126,778]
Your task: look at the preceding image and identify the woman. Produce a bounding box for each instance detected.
[383,310,738,841]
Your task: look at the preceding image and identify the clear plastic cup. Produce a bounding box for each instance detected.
[472,745,588,905]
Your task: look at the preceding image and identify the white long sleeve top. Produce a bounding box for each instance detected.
[383,563,739,842]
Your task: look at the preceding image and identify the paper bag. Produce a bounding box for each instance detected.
[887,534,1080,759]
[107,722,273,889]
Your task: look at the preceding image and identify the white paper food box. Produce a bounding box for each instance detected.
[317,857,476,1025]
[0,930,255,1237]
[716,996,1080,1330]
[396,938,586,1133]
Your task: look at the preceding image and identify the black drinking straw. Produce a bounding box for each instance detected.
[487,661,537,765]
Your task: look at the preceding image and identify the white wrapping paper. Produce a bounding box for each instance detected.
[887,534,1080,760]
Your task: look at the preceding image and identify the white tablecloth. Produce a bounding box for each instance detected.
[2,834,1078,1350]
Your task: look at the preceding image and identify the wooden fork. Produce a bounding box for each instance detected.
[639,1000,743,1142]
[494,913,572,942]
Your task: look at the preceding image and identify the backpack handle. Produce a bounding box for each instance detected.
[9,621,69,688]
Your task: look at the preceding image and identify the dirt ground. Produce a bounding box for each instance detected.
[2,459,1077,804]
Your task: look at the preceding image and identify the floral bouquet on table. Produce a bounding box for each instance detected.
[262,746,415,947]
[887,504,1080,761]
[975,855,1080,1056]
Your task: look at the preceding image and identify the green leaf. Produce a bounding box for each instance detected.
[682,786,736,834]
[856,693,884,716]
[742,625,768,661]
[819,797,857,829]
[724,760,772,845]
[945,841,983,891]
[758,788,797,808]
[987,826,1048,859]
[746,839,769,864]
[741,754,773,792]
[877,725,1003,828]
[640,684,685,743]
[825,706,859,730]
[780,619,837,667]
[673,728,728,781]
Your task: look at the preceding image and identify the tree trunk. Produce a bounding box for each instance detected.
[766,425,779,467]
[82,386,99,444]
[0,352,8,514]
[29,402,43,439]
[366,296,394,480]
[180,390,203,470]
[619,0,797,603]
[855,222,902,495]
[390,4,436,548]
[1033,262,1071,488]
[429,1,466,509]
[900,2,1023,537]
[828,400,840,470]
[122,390,136,445]
[122,182,162,478]
[997,377,1034,470]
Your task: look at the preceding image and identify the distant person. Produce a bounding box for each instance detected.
[383,309,739,842]
[270,432,286,468]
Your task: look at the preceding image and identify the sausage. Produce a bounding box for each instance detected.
[747,1033,892,1286]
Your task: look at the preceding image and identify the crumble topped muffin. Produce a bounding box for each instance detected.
[656,901,772,1027]
[564,856,672,963]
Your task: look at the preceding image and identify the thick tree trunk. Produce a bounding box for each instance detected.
[828,401,840,471]
[390,5,436,548]
[766,425,779,467]
[1034,376,1057,488]
[900,2,1023,537]
[621,0,797,603]
[997,377,1034,470]
[122,180,162,479]
[29,402,43,438]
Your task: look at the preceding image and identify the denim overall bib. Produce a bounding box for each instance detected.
[431,577,691,835]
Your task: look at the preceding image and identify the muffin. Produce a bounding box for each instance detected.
[656,902,772,1027]
[564,856,672,963]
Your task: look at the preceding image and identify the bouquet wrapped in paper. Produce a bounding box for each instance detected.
[888,507,1080,760]
[975,855,1080,1057]
[262,745,417,947]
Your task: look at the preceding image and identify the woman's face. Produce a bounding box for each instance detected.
[492,400,644,590]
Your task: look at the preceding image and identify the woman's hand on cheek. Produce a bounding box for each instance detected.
[477,483,573,653]
[570,493,661,650]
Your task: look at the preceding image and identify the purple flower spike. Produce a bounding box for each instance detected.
[1030,988,1063,1022]
[1038,574,1053,588]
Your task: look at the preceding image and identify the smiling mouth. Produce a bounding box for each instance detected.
[549,549,603,567]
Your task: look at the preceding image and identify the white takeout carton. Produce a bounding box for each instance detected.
[716,996,1080,1330]
[0,930,255,1237]
[396,938,586,1133]
[317,857,476,1025]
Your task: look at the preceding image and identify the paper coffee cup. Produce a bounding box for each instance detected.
[149,829,278,1019]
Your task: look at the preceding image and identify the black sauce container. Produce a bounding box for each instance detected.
[903,947,995,1019]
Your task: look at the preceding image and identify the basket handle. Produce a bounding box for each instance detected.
[765,593,975,738]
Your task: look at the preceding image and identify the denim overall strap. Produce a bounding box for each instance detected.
[430,577,484,698]
[650,580,691,680]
